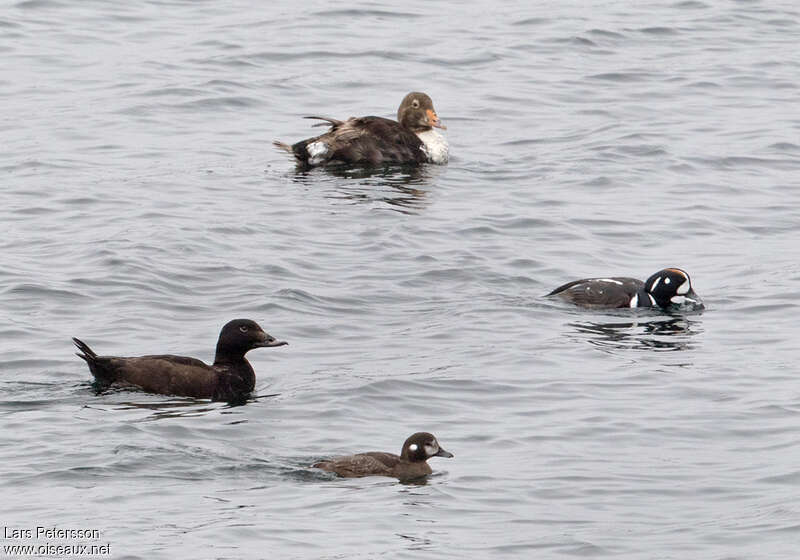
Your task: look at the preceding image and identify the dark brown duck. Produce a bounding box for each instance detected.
[313,432,453,480]
[274,92,448,167]
[73,319,287,402]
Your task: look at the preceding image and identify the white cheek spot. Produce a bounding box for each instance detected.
[664,277,671,285]
[307,141,328,165]
[629,293,638,307]
[424,443,438,456]
[677,280,690,295]
[409,444,418,452]
[671,295,686,304]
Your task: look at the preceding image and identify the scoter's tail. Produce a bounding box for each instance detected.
[73,337,116,385]
[73,337,97,362]
[272,140,294,154]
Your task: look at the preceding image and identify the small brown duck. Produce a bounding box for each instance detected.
[274,92,448,167]
[313,432,453,480]
[73,319,287,402]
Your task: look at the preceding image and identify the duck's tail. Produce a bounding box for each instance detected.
[272,140,294,154]
[73,337,97,363]
[73,337,115,386]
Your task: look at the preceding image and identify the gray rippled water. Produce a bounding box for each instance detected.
[2,1,799,558]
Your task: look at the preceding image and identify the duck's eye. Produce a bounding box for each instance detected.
[411,99,420,108]
[239,325,249,333]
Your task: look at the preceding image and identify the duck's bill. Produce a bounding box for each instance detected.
[427,109,446,130]
[434,447,454,458]
[670,289,704,310]
[255,338,289,348]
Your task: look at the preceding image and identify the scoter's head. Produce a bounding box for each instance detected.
[214,319,287,361]
[400,432,454,462]
[644,268,703,310]
[397,92,446,132]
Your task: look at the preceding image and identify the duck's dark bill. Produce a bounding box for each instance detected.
[256,339,288,348]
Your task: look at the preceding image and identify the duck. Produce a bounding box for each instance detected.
[548,268,703,310]
[274,92,448,167]
[73,319,287,402]
[312,432,453,480]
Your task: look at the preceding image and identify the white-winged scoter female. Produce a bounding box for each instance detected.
[274,92,448,167]
[548,268,703,310]
[73,319,287,402]
[313,432,453,480]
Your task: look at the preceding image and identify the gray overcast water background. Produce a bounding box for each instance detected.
[2,1,799,558]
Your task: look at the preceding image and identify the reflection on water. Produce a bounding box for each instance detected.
[289,163,440,213]
[567,316,702,352]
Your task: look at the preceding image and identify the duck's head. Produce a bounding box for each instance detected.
[401,432,454,462]
[644,268,703,310]
[397,92,446,132]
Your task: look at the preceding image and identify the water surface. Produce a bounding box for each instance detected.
[2,1,800,558]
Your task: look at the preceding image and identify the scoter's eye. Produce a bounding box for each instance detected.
[412,99,420,108]
[239,325,249,333]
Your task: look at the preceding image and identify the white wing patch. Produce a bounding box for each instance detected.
[307,141,329,165]
[415,129,449,164]
[629,293,639,307]
[596,278,623,285]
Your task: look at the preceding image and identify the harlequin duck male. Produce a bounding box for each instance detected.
[312,432,453,480]
[548,268,703,310]
[73,319,287,402]
[274,92,448,167]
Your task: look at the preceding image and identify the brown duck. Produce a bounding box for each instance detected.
[313,432,453,480]
[274,92,448,167]
[73,319,287,402]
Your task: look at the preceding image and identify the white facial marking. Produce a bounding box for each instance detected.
[596,278,623,285]
[648,293,656,306]
[307,141,328,165]
[671,295,686,305]
[676,279,690,295]
[629,293,638,308]
[415,129,449,164]
[664,277,671,285]
[424,442,439,457]
[650,277,662,291]
[409,444,418,452]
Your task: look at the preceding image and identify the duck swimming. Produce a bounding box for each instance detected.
[313,432,453,481]
[548,268,703,310]
[73,319,287,402]
[274,92,448,167]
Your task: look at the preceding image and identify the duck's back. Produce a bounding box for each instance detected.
[548,277,644,309]
[290,116,427,167]
[314,451,433,479]
[98,354,219,398]
[316,451,404,477]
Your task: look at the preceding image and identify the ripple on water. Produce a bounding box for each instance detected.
[2,1,800,558]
